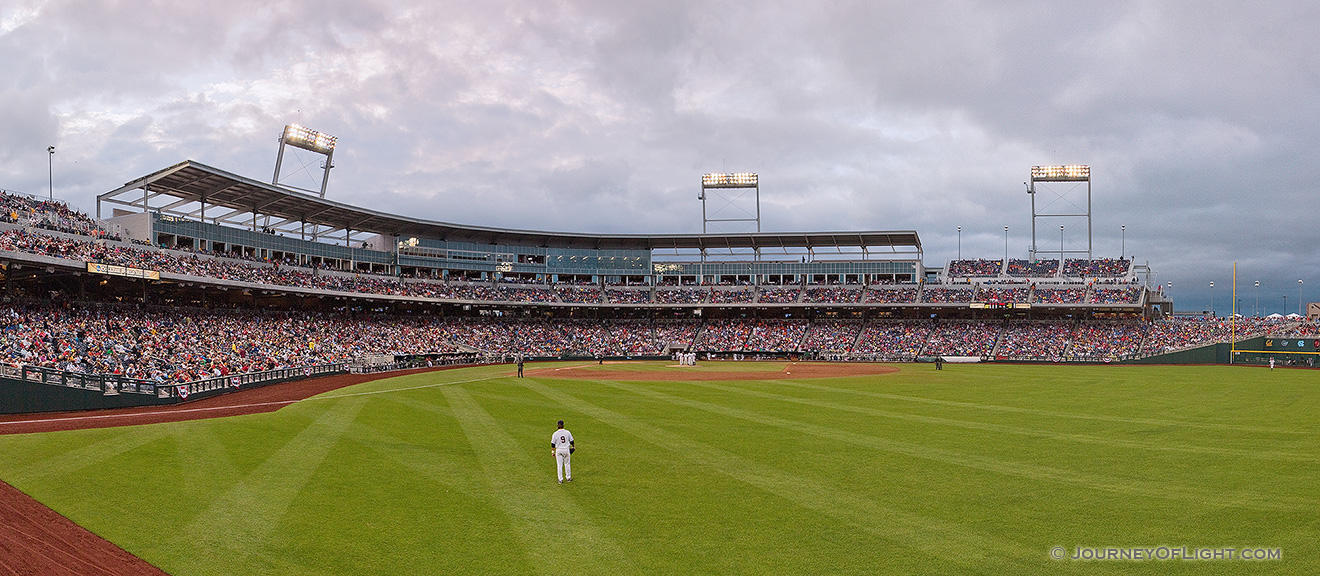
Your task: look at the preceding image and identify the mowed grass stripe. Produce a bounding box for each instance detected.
[773,375,1304,435]
[8,425,171,485]
[441,385,641,576]
[597,379,1309,511]
[350,393,481,491]
[685,379,1320,462]
[515,378,1042,572]
[181,398,367,570]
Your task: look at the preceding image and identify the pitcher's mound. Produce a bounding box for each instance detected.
[526,361,899,381]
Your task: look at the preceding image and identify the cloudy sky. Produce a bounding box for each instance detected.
[1,1,1317,314]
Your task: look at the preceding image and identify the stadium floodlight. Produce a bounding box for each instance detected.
[1030,165,1090,181]
[702,172,758,188]
[700,172,760,234]
[1027,164,1091,261]
[282,124,337,154]
[272,124,337,197]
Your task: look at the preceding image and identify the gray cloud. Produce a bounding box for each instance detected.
[1,0,1317,314]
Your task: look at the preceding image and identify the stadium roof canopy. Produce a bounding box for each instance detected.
[99,160,921,256]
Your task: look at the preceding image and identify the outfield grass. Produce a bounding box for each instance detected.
[0,362,1317,575]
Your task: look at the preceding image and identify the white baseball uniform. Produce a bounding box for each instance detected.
[551,428,574,482]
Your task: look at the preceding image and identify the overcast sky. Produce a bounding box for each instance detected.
[2,1,1317,314]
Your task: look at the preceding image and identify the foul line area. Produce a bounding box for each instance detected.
[0,365,505,436]
[0,364,508,576]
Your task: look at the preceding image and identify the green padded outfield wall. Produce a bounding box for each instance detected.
[0,377,176,415]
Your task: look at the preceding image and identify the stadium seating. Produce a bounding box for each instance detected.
[947,259,1003,277]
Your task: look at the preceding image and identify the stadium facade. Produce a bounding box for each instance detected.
[86,160,1158,319]
[0,159,1216,414]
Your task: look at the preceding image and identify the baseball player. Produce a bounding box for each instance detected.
[551,420,575,483]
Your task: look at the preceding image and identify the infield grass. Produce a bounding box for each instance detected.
[0,362,1317,575]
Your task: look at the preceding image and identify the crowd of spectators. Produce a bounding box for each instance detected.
[16,292,1318,385]
[1006,259,1059,277]
[803,287,860,303]
[1033,287,1088,304]
[710,288,755,304]
[757,287,800,304]
[852,321,931,357]
[947,259,1003,277]
[924,322,1000,357]
[1140,317,1277,355]
[800,321,861,352]
[0,191,117,240]
[1090,287,1143,304]
[922,287,974,303]
[977,287,1029,303]
[0,223,1156,314]
[606,289,651,304]
[864,288,918,303]
[743,320,809,351]
[654,288,707,304]
[1064,258,1131,277]
[555,286,603,304]
[695,319,753,351]
[653,321,700,349]
[1068,323,1144,358]
[995,322,1073,359]
[0,301,460,383]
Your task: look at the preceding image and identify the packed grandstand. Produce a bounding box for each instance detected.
[0,168,1302,393]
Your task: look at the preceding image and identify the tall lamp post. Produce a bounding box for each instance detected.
[957,226,961,261]
[1299,279,1304,316]
[1003,226,1008,262]
[1121,225,1126,260]
[46,146,55,201]
[1254,281,1260,317]
[1209,281,1214,317]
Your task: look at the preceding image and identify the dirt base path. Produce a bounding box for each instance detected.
[0,364,469,576]
[0,480,171,576]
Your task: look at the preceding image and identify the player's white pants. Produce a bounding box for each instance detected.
[556,449,572,481]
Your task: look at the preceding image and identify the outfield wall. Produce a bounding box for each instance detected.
[0,375,175,414]
[1126,337,1270,365]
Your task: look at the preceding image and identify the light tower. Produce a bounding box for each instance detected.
[699,172,760,233]
[272,124,337,197]
[1027,165,1091,261]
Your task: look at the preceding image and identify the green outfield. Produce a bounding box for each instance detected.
[0,362,1317,575]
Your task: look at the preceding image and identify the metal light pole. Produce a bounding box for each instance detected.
[1299,279,1304,315]
[1209,281,1214,317]
[1003,226,1008,261]
[1120,225,1126,260]
[1059,225,1064,260]
[1254,281,1260,317]
[46,146,55,201]
[957,226,961,261]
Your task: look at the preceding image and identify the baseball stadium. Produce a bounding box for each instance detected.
[0,152,1312,575]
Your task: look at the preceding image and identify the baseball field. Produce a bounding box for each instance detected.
[0,361,1316,575]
